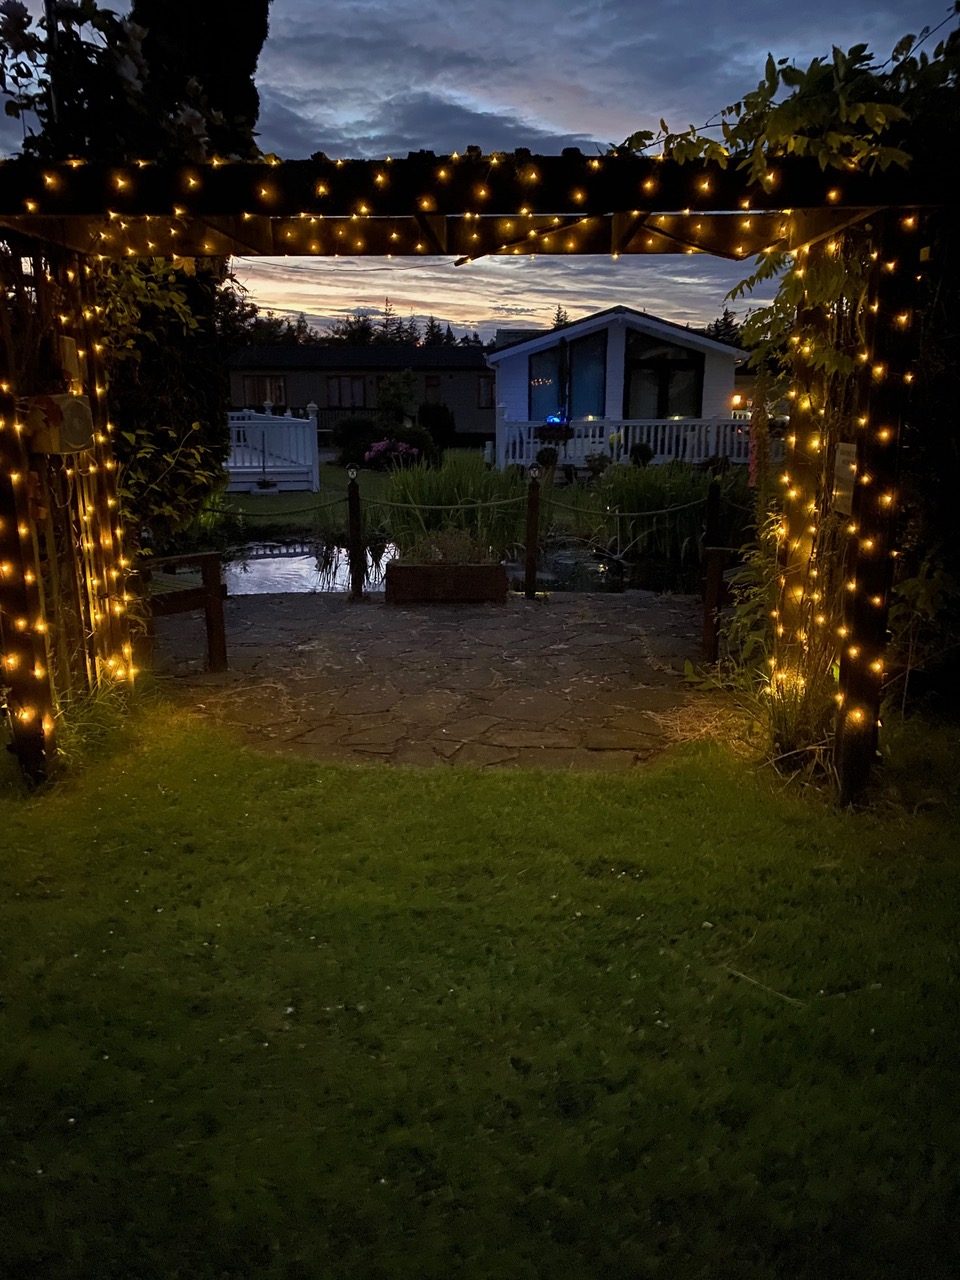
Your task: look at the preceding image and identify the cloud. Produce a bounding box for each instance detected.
[257,87,601,159]
[233,250,776,342]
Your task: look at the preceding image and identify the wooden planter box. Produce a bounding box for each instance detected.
[385,562,508,604]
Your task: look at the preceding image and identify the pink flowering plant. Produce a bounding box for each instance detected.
[363,439,421,470]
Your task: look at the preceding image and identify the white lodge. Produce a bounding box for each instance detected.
[486,305,748,469]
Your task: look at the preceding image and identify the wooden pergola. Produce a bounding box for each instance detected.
[0,148,949,794]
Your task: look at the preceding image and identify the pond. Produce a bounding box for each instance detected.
[224,542,396,595]
[223,540,629,595]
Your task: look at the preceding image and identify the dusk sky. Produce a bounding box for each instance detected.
[8,0,948,337]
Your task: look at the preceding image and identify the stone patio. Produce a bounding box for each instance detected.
[152,591,708,770]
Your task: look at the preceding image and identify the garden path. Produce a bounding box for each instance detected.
[152,592,714,769]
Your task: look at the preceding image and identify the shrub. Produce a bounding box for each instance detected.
[332,416,381,466]
[417,402,457,452]
[363,439,422,470]
[630,441,654,468]
[536,446,559,470]
[333,418,436,468]
[584,452,611,478]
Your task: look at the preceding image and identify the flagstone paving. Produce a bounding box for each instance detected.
[152,591,709,770]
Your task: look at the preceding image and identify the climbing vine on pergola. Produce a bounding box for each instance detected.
[0,149,949,796]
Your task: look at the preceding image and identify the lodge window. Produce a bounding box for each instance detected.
[242,375,286,407]
[425,375,442,404]
[528,331,606,420]
[529,347,561,420]
[478,374,494,409]
[327,374,366,408]
[623,332,703,418]
[568,331,606,418]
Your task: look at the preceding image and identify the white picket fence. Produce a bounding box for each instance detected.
[226,406,321,493]
[498,418,751,469]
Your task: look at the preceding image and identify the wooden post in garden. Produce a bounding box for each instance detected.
[346,469,365,600]
[200,555,228,673]
[702,478,724,661]
[524,465,541,600]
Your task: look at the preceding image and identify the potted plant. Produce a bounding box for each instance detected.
[385,528,508,604]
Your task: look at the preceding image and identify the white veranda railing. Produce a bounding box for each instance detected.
[498,418,751,469]
[226,405,320,492]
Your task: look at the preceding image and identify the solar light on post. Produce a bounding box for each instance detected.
[524,463,542,600]
[346,465,365,600]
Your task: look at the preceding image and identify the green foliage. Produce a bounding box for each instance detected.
[887,551,960,709]
[380,451,527,555]
[1,2,273,540]
[622,20,960,763]
[600,463,752,590]
[96,259,231,536]
[376,369,418,424]
[399,527,498,565]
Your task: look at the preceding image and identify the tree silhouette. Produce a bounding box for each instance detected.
[704,307,742,348]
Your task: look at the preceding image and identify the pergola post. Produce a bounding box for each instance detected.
[835,209,922,803]
[0,390,58,781]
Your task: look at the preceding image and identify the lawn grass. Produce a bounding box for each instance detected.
[1,711,959,1278]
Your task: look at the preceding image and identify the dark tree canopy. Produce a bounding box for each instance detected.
[129,0,271,157]
[704,307,742,348]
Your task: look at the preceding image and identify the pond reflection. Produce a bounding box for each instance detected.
[224,542,397,595]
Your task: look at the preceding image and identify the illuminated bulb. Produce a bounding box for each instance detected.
[848,646,860,659]
[826,188,841,203]
[879,493,894,508]
[877,427,893,443]
[870,595,883,607]
[848,708,866,725]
